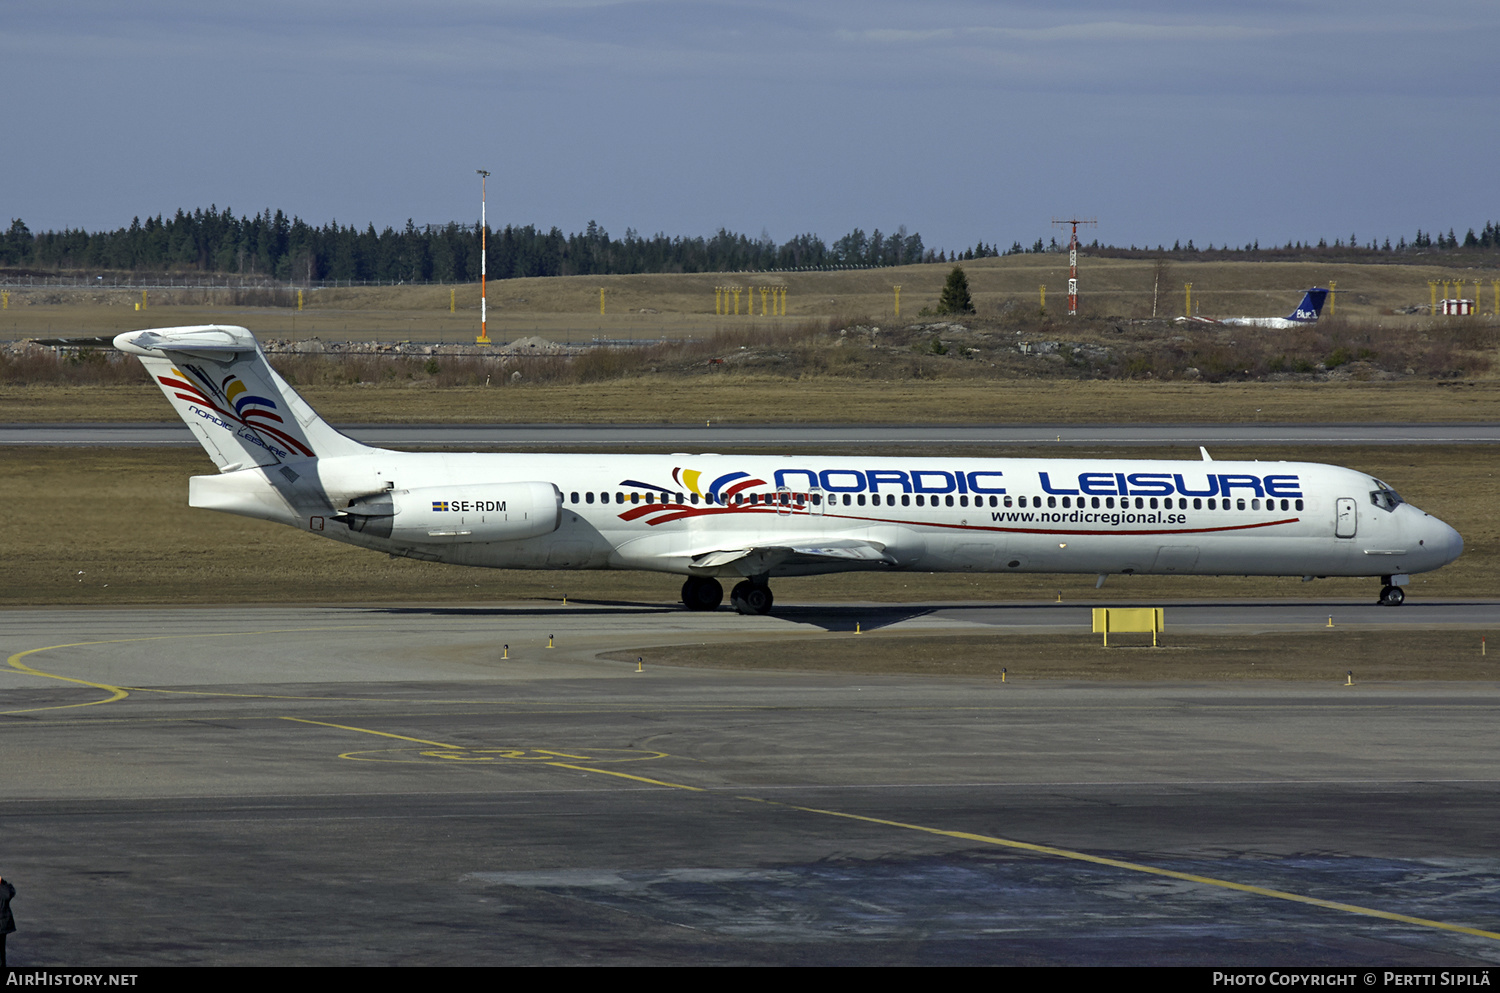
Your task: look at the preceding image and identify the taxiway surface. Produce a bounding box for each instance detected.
[4,603,1500,966]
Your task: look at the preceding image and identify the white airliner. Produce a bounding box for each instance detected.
[114,325,1460,612]
[1206,288,1330,329]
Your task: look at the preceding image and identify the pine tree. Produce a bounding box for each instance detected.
[937,265,975,314]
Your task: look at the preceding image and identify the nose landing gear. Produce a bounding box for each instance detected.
[1378,575,1406,606]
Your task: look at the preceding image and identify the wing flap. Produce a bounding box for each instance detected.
[691,538,894,573]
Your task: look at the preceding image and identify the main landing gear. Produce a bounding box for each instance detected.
[1378,575,1406,607]
[729,580,774,616]
[680,576,775,615]
[680,576,723,611]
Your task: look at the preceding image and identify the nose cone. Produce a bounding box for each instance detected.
[1435,517,1464,566]
[1419,512,1463,570]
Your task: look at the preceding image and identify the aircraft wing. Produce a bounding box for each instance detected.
[691,538,894,573]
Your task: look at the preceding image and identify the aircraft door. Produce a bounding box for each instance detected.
[1335,497,1357,538]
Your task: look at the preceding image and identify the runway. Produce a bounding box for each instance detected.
[5,421,1500,447]
[4,602,1500,966]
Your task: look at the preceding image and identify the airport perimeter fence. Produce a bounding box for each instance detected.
[0,275,462,290]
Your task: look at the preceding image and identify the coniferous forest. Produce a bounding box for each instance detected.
[2,208,1498,284]
[0,210,929,282]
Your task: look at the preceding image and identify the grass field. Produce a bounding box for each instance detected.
[6,378,1500,424]
[5,256,1499,425]
[4,255,1497,342]
[603,630,1500,681]
[2,444,1492,608]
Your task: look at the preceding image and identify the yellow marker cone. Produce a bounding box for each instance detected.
[1001,668,1007,683]
[855,622,861,634]
[636,657,643,673]
[547,634,554,648]
[503,644,509,659]
[1345,670,1354,686]
[1327,616,1335,628]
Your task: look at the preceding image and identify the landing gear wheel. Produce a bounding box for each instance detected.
[681,576,724,611]
[1378,585,1405,606]
[730,581,774,615]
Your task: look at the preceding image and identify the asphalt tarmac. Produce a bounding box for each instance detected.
[6,421,1500,447]
[4,602,1500,966]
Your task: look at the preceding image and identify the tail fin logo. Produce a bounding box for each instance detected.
[223,376,283,425]
[1290,288,1329,322]
[156,366,314,459]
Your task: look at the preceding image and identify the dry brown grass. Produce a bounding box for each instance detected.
[7,377,1500,424]
[4,255,1497,341]
[2,444,1492,608]
[604,630,1500,681]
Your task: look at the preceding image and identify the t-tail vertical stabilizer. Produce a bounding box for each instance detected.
[114,325,370,471]
[1288,287,1329,323]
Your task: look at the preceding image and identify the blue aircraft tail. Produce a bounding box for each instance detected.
[1287,288,1329,322]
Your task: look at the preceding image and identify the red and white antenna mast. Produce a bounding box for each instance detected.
[476,169,492,345]
[1052,216,1096,315]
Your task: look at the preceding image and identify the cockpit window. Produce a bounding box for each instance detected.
[1369,483,1404,512]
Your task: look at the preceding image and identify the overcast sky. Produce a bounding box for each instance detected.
[5,1,1497,253]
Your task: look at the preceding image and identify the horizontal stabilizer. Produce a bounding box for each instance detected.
[30,335,123,348]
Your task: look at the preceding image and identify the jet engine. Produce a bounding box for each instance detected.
[341,481,561,543]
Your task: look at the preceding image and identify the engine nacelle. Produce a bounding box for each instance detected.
[342,481,561,543]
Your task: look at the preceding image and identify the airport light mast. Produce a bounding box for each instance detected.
[476,169,491,345]
[1052,216,1096,316]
